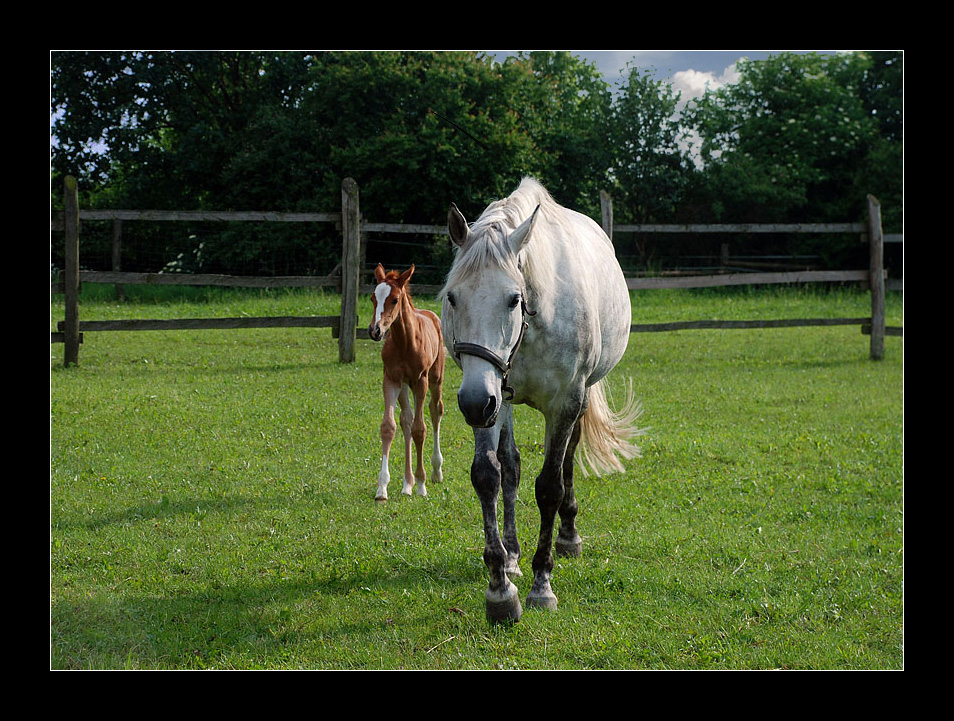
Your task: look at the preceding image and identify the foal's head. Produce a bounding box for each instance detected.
[369,263,415,341]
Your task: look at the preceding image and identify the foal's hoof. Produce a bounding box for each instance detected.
[486,583,522,624]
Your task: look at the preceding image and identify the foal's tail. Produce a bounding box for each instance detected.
[578,378,644,476]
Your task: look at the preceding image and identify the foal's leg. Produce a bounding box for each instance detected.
[472,425,522,624]
[375,377,402,502]
[408,376,429,497]
[526,395,585,611]
[398,383,416,496]
[498,403,522,577]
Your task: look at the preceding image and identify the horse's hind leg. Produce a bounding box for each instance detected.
[555,416,584,557]
[376,377,402,502]
[527,397,584,611]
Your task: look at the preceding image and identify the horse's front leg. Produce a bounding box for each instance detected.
[497,403,522,577]
[472,425,522,624]
[375,377,402,502]
[527,398,584,611]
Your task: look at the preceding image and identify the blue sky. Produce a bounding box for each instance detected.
[490,49,839,100]
[574,50,820,82]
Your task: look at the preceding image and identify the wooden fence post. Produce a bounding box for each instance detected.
[112,218,125,301]
[867,194,885,360]
[339,177,360,363]
[63,176,81,367]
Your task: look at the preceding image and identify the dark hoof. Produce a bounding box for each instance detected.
[526,590,558,611]
[555,534,582,557]
[486,584,522,624]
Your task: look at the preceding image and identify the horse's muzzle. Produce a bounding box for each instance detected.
[458,389,499,428]
[368,324,384,342]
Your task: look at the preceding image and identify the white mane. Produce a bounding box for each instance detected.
[442,177,566,296]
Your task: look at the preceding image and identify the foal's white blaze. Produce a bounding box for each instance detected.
[373,282,391,328]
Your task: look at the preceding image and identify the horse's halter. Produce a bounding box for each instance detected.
[452,297,536,401]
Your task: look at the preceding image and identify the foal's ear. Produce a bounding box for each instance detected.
[509,205,540,254]
[374,263,386,283]
[398,264,415,286]
[448,203,469,247]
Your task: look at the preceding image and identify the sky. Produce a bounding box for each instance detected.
[491,49,839,101]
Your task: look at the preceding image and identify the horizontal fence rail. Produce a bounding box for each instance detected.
[52,177,901,366]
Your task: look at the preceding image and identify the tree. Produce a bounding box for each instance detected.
[608,63,692,223]
[685,52,885,224]
[297,51,540,223]
[51,51,312,210]
[508,51,615,216]
[854,51,904,231]
[51,51,613,277]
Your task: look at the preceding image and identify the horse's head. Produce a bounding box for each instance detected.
[369,263,414,342]
[441,203,538,428]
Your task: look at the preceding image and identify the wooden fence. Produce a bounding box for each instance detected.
[52,176,901,367]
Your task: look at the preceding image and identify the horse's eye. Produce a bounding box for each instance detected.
[447,292,456,308]
[508,294,521,309]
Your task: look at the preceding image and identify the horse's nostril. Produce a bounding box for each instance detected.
[483,395,497,424]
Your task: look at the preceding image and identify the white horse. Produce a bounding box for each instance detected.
[441,177,643,624]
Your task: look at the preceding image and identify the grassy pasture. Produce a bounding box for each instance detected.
[50,285,903,669]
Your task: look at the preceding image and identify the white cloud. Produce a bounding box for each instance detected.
[668,65,741,165]
[672,64,740,105]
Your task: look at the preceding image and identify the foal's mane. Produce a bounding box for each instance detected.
[442,177,562,296]
[383,269,417,309]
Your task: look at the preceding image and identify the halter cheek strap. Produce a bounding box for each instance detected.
[453,299,536,401]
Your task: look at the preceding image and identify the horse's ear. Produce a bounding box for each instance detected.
[374,263,386,283]
[509,205,540,254]
[448,203,469,247]
[397,264,415,286]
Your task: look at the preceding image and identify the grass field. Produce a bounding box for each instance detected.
[50,285,904,669]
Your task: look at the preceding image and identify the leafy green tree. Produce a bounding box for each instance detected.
[51,52,326,275]
[853,51,904,231]
[52,51,615,276]
[52,50,901,277]
[51,51,310,209]
[296,51,540,223]
[685,52,884,223]
[608,63,692,223]
[507,51,614,216]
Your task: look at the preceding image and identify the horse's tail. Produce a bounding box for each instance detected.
[578,378,644,476]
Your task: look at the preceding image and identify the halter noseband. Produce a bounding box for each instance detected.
[453,298,536,401]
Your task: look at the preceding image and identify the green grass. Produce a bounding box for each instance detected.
[50,285,903,669]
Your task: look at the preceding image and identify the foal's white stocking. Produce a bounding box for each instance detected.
[431,419,443,485]
[376,379,401,502]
